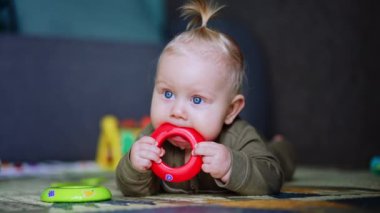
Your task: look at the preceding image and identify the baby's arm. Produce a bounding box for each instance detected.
[195,120,284,195]
[223,146,284,195]
[116,126,164,196]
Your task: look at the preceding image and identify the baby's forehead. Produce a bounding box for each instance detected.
[163,41,230,68]
[173,39,226,56]
[160,38,237,85]
[161,49,230,78]
[158,50,235,92]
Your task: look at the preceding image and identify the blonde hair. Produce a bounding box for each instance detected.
[159,0,245,94]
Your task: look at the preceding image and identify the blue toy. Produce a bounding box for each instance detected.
[370,156,380,175]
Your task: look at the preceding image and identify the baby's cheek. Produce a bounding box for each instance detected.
[198,125,222,141]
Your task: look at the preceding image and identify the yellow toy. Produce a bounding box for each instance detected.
[96,115,150,170]
[96,115,121,170]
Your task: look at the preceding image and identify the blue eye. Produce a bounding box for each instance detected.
[164,91,173,99]
[192,96,203,104]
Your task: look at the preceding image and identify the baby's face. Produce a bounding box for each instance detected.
[150,51,234,148]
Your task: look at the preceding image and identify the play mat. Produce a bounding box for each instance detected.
[1,161,379,212]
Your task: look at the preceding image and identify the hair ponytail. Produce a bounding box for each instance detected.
[180,0,224,30]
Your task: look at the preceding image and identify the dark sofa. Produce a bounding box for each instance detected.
[0,35,162,161]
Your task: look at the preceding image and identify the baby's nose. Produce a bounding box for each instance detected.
[170,100,187,120]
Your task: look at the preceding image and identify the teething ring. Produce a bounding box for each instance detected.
[151,123,204,182]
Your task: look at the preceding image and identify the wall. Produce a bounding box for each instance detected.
[14,0,165,43]
[168,0,380,168]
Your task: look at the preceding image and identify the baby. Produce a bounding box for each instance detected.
[116,0,294,196]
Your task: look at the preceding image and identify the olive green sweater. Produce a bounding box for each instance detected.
[116,118,284,196]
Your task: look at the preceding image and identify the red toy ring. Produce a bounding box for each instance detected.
[150,123,204,182]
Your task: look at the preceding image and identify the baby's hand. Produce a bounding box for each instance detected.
[130,136,165,172]
[193,142,232,183]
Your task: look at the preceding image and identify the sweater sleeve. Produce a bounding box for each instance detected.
[215,120,284,195]
[115,124,161,196]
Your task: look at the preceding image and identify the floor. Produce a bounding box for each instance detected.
[0,162,379,212]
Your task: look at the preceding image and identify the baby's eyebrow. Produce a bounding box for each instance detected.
[154,80,172,89]
[154,77,163,83]
[155,80,166,85]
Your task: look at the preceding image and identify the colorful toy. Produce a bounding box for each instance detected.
[370,155,380,175]
[41,177,111,203]
[40,185,112,203]
[96,115,121,170]
[96,115,150,170]
[151,123,204,182]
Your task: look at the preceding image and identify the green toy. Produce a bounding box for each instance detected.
[41,178,111,203]
[41,185,111,203]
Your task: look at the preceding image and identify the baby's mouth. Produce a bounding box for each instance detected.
[168,136,191,150]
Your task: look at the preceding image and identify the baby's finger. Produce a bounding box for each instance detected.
[201,163,213,174]
[140,159,153,170]
[139,136,156,145]
[193,142,217,156]
[137,150,162,163]
[202,156,213,164]
[141,143,162,155]
[159,148,166,157]
[132,158,152,172]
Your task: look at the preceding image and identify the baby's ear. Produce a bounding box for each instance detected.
[224,94,245,125]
